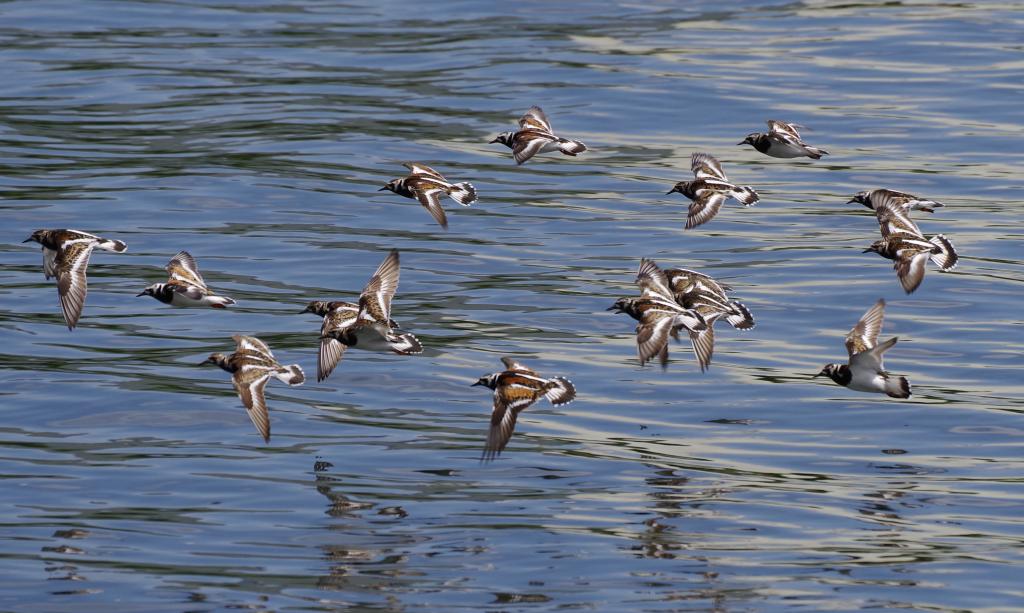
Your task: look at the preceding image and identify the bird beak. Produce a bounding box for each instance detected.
[471,381,482,387]
[198,359,210,366]
[665,188,677,195]
[488,137,500,144]
[846,198,858,204]
[862,247,873,253]
[378,186,389,191]
[136,291,147,297]
[606,305,618,311]
[22,237,33,243]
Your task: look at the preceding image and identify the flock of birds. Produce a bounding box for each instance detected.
[23,106,959,458]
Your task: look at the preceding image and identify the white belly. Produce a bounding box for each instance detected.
[848,369,887,394]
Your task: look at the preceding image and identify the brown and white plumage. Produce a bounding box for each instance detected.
[202,335,305,443]
[380,163,476,229]
[137,251,236,308]
[473,357,576,461]
[23,228,127,330]
[739,120,829,159]
[301,250,422,382]
[865,196,958,294]
[490,105,587,165]
[816,299,910,399]
[849,188,944,214]
[608,259,709,369]
[666,153,759,229]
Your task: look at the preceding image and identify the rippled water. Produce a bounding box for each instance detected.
[2,1,1023,610]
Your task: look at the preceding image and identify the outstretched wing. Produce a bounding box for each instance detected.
[636,310,675,367]
[233,334,275,361]
[875,196,925,239]
[512,130,556,165]
[686,191,727,230]
[519,106,552,133]
[402,162,445,181]
[483,379,540,461]
[635,258,676,303]
[415,189,449,229]
[691,152,728,181]
[55,242,95,330]
[233,369,273,443]
[766,119,803,144]
[500,357,538,375]
[845,299,886,356]
[359,249,401,322]
[165,251,207,290]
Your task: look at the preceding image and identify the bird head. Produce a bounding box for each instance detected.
[472,373,499,389]
[738,133,760,146]
[136,284,159,298]
[22,229,46,244]
[489,131,514,146]
[848,191,871,206]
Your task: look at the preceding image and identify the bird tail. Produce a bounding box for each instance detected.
[805,146,829,159]
[557,138,587,157]
[208,295,236,309]
[730,186,760,207]
[97,238,127,252]
[928,235,958,270]
[446,182,477,206]
[386,331,423,355]
[885,375,912,399]
[544,377,576,406]
[726,300,756,330]
[274,364,305,386]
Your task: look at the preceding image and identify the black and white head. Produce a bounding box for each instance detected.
[738,133,761,146]
[489,131,514,147]
[472,373,501,389]
[607,297,634,314]
[301,300,332,316]
[848,191,871,207]
[862,241,884,256]
[200,352,228,367]
[136,283,163,298]
[22,229,47,245]
[666,181,692,196]
[815,363,849,385]
[379,178,403,194]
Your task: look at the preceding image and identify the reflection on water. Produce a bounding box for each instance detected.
[1,0,1023,610]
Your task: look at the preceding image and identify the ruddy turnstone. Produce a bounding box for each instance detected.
[667,153,759,229]
[816,299,911,399]
[865,195,958,294]
[849,188,944,214]
[473,357,576,461]
[489,105,587,165]
[300,249,422,382]
[23,229,127,330]
[662,267,755,371]
[137,251,236,309]
[608,259,708,368]
[380,163,477,230]
[739,120,829,159]
[201,334,306,442]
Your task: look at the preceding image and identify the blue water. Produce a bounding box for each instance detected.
[2,1,1023,610]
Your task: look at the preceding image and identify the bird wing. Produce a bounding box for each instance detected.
[635,258,676,303]
[845,299,886,356]
[691,152,728,181]
[500,357,538,375]
[483,378,540,460]
[875,198,925,240]
[359,249,401,322]
[895,250,930,294]
[317,337,348,382]
[55,241,96,330]
[233,369,273,443]
[402,162,445,181]
[686,191,727,230]
[850,336,898,373]
[636,309,676,367]
[512,130,556,165]
[766,119,804,144]
[688,323,715,372]
[519,106,553,132]
[233,334,275,361]
[317,306,358,381]
[165,251,207,290]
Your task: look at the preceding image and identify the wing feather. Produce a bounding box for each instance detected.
[845,299,885,357]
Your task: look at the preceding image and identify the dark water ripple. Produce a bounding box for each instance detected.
[1,0,1023,611]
